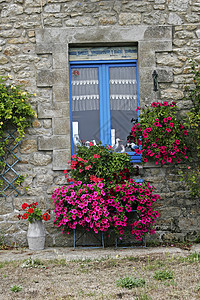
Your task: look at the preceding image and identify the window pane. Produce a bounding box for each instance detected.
[109,66,138,152]
[71,67,100,152]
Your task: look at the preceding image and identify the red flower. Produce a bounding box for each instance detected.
[22,203,29,210]
[22,213,29,219]
[43,213,50,221]
[28,207,34,214]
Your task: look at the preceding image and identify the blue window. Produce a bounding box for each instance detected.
[69,59,141,162]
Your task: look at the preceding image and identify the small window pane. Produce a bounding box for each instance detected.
[109,66,138,152]
[71,67,100,152]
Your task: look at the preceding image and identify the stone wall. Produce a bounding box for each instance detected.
[0,0,199,247]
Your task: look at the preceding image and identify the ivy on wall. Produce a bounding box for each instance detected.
[0,75,36,196]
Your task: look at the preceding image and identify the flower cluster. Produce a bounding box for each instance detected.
[128,101,189,165]
[52,176,160,241]
[65,143,136,186]
[18,202,50,223]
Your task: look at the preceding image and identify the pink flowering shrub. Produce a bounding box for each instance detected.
[127,101,189,165]
[52,145,160,241]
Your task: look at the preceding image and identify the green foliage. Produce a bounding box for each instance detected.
[181,60,200,198]
[136,293,152,300]
[21,257,47,269]
[66,143,136,187]
[187,252,200,263]
[194,232,200,243]
[10,284,22,292]
[0,75,36,172]
[116,276,145,289]
[153,269,173,281]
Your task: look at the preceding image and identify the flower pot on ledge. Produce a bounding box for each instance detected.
[27,220,46,250]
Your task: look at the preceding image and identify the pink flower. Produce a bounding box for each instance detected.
[143,158,148,163]
[143,132,148,138]
[169,122,174,127]
[134,149,142,154]
[166,128,171,132]
[154,122,160,127]
[151,102,157,107]
[163,101,169,106]
[176,139,180,145]
[146,127,152,132]
[167,157,172,163]
[184,130,188,136]
[177,158,181,163]
[152,143,157,148]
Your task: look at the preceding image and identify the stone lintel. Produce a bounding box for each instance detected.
[36,25,172,45]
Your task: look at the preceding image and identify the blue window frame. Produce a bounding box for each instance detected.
[69,59,141,162]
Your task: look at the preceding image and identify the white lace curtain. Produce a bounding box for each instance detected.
[71,66,137,112]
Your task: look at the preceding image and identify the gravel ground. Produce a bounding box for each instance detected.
[0,245,200,300]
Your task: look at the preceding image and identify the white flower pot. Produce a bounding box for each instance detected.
[27,220,46,250]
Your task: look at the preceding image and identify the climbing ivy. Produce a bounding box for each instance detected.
[180,61,200,198]
[0,75,36,188]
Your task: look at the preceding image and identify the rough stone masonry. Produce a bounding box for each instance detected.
[0,0,199,247]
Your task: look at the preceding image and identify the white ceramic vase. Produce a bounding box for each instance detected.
[27,220,46,250]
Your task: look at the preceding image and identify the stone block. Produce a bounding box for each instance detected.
[43,119,52,129]
[37,174,54,186]
[3,45,20,56]
[139,40,172,52]
[53,85,70,102]
[168,12,183,25]
[78,17,96,26]
[157,68,173,82]
[53,149,71,170]
[43,17,63,27]
[30,153,52,166]
[0,56,9,64]
[139,51,156,68]
[53,69,69,86]
[0,198,13,215]
[20,139,37,154]
[144,26,172,40]
[37,104,63,118]
[1,4,23,17]
[44,4,61,13]
[168,0,190,11]
[38,135,70,150]
[99,16,117,25]
[35,44,53,54]
[119,13,142,25]
[37,69,54,87]
[53,117,71,135]
[52,52,68,70]
[32,120,41,128]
